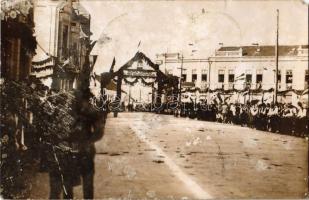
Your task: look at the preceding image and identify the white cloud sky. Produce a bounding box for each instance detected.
[81,0,308,74]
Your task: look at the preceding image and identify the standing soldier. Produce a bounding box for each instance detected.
[70,90,106,199]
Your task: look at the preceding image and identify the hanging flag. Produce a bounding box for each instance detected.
[235,73,245,81]
[109,57,116,73]
[224,96,231,103]
[217,93,223,103]
[137,41,141,48]
[79,25,88,39]
[234,73,246,82]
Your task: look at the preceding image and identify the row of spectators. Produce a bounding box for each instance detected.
[170,102,308,137]
[124,101,308,138]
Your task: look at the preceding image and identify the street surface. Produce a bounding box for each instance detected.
[30,112,308,199]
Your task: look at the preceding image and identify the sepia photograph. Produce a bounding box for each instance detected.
[1,0,308,199]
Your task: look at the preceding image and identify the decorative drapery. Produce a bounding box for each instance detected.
[32,56,53,66]
[140,77,155,86]
[184,86,306,96]
[122,76,155,86]
[37,74,53,80]
[32,65,53,73]
[123,77,139,85]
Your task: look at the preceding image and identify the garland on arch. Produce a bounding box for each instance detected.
[140,77,155,86]
[123,77,139,86]
[122,76,156,86]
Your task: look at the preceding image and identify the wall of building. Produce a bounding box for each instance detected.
[209,55,308,91]
[156,47,308,92]
[156,46,308,104]
[32,0,91,91]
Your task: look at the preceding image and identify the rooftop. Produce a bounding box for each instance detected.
[216,45,308,57]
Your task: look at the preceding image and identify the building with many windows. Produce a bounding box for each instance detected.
[210,45,308,91]
[156,45,308,104]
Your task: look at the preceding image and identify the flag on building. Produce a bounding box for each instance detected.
[235,73,245,81]
[302,88,308,95]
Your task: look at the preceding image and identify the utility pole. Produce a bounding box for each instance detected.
[178,53,184,105]
[274,9,279,103]
[207,58,213,103]
[128,85,131,109]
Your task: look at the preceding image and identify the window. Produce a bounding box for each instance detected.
[62,25,69,58]
[246,74,252,83]
[72,43,78,65]
[181,74,187,82]
[245,69,252,83]
[228,70,234,83]
[201,69,207,81]
[192,74,197,82]
[192,69,197,82]
[256,69,263,83]
[228,74,234,83]
[218,70,224,83]
[256,74,263,83]
[286,70,293,84]
[202,74,207,81]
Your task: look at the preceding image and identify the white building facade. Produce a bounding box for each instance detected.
[156,45,308,104]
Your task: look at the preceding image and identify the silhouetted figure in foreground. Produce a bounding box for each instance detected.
[70,90,106,199]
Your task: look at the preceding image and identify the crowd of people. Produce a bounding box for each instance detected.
[124,100,308,138]
[171,101,308,137]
